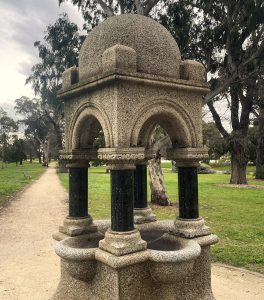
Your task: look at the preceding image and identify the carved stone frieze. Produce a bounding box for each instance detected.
[97,147,146,169]
[59,149,98,161]
[167,147,209,167]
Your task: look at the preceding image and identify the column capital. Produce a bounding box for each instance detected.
[59,149,98,162]
[167,147,209,167]
[98,147,147,170]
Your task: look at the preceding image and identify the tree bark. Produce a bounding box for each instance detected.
[38,151,42,164]
[148,151,170,206]
[256,106,264,179]
[229,132,248,184]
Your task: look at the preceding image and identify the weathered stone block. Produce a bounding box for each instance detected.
[180,60,205,82]
[102,44,137,73]
[62,66,79,89]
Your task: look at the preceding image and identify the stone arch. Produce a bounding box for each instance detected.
[70,103,113,149]
[130,100,197,148]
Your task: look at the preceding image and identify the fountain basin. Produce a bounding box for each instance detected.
[148,234,201,283]
[55,232,104,282]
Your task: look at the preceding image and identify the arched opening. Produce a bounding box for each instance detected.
[130,101,197,149]
[76,115,105,149]
[66,109,111,225]
[72,114,106,150]
[136,116,176,207]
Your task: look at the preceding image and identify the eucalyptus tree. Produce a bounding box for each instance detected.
[26,14,84,151]
[159,0,264,184]
[0,107,18,167]
[59,0,160,24]
[15,97,50,165]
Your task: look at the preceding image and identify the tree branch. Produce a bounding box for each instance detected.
[230,85,240,130]
[143,0,160,16]
[203,73,237,104]
[119,0,125,14]
[207,101,230,139]
[239,35,264,72]
[97,0,115,17]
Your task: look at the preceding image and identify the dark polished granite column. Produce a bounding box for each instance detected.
[111,170,134,231]
[69,166,88,218]
[134,164,148,209]
[178,166,199,219]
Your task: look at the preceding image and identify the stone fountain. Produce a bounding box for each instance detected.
[52,14,218,300]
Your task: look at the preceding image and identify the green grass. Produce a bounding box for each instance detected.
[58,166,264,274]
[0,161,45,208]
[210,164,256,173]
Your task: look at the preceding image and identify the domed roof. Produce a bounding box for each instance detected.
[79,14,181,80]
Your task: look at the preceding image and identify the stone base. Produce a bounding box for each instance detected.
[99,228,147,256]
[52,223,217,300]
[174,217,211,238]
[53,216,97,241]
[134,207,157,224]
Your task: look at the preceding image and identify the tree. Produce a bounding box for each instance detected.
[59,0,161,25]
[202,122,229,160]
[26,14,84,152]
[160,0,264,184]
[247,125,258,163]
[15,97,50,165]
[8,137,27,165]
[0,107,18,168]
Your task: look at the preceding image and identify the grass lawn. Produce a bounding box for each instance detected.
[58,165,264,274]
[0,161,45,209]
[210,164,256,174]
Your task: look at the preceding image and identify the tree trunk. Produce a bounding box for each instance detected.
[256,106,264,179]
[148,151,171,206]
[43,134,51,167]
[229,132,248,184]
[38,152,42,164]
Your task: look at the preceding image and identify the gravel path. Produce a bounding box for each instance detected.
[0,165,263,300]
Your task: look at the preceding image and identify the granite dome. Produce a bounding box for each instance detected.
[79,14,181,80]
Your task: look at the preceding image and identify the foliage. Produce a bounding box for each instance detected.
[247,125,258,163]
[202,122,229,160]
[15,96,50,162]
[26,14,84,150]
[0,107,18,165]
[6,137,27,165]
[58,0,160,28]
[197,163,216,174]
[159,1,264,184]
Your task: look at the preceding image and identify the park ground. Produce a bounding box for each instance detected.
[0,162,263,299]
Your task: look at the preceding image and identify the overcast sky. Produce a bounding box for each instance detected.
[0,0,84,117]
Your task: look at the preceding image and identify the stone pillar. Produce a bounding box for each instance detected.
[111,169,134,231]
[53,160,97,241]
[178,166,199,219]
[69,165,88,218]
[133,164,156,224]
[167,147,210,238]
[98,148,147,256]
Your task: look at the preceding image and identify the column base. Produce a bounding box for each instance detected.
[134,207,157,224]
[53,215,97,241]
[99,228,147,256]
[173,217,211,238]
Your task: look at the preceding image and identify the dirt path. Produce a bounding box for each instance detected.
[0,165,67,300]
[0,165,263,300]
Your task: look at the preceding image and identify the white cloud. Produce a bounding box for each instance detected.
[0,0,84,106]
